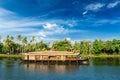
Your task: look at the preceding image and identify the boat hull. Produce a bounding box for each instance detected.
[23,58,89,64]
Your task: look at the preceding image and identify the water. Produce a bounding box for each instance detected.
[0,57,120,80]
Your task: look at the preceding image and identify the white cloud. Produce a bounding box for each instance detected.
[67,20,77,27]
[107,1,120,8]
[0,19,45,28]
[86,3,105,11]
[0,7,88,42]
[0,8,45,29]
[82,10,88,15]
[37,23,68,37]
[0,8,77,29]
[0,7,15,17]
[68,23,74,27]
[90,18,120,27]
[44,23,67,33]
[35,37,61,43]
[43,23,59,30]
[38,31,47,37]
[27,22,85,40]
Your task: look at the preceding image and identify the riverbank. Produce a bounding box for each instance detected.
[0,53,120,58]
[81,54,120,58]
[0,54,23,58]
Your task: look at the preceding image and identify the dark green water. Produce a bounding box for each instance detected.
[0,57,120,80]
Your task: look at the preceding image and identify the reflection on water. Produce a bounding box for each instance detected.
[91,57,120,66]
[0,57,120,80]
[23,57,120,74]
[24,63,83,73]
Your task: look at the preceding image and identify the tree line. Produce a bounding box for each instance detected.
[0,35,120,55]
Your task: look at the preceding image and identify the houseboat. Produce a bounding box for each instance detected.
[23,51,89,63]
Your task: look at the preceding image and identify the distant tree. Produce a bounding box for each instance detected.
[1,34,120,55]
[4,35,11,54]
[0,35,1,42]
[73,41,80,53]
[112,39,120,54]
[31,36,35,43]
[0,35,3,53]
[104,40,114,54]
[30,36,36,51]
[80,40,91,54]
[22,37,28,52]
[52,39,72,51]
[17,35,22,53]
[0,42,3,53]
[33,41,49,51]
[17,35,22,42]
[92,39,105,54]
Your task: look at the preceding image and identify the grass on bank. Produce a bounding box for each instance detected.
[0,53,120,58]
[0,54,23,58]
[81,54,120,58]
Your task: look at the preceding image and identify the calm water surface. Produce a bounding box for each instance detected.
[0,57,120,80]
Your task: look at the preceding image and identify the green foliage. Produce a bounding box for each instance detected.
[35,41,49,51]
[104,40,115,54]
[73,41,80,53]
[58,46,66,51]
[0,42,3,53]
[2,46,8,54]
[112,39,120,54]
[52,39,72,51]
[0,35,120,55]
[92,40,105,54]
[80,40,91,54]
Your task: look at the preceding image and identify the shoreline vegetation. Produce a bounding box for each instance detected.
[0,54,23,58]
[82,54,120,58]
[0,35,120,58]
[0,54,120,58]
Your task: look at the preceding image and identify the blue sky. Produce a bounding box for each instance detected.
[0,0,120,42]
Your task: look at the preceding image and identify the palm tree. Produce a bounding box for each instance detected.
[17,35,22,53]
[10,36,14,40]
[17,35,22,42]
[26,43,31,52]
[0,35,1,42]
[31,36,36,51]
[4,35,10,54]
[4,35,14,54]
[22,37,28,52]
[29,36,36,51]
[31,36,35,43]
[10,36,14,54]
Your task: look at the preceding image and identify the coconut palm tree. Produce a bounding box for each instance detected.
[17,35,22,53]
[10,36,14,54]
[30,36,36,51]
[4,35,14,54]
[31,36,35,43]
[22,37,28,52]
[10,36,14,40]
[4,35,10,54]
[17,35,22,42]
[0,35,1,42]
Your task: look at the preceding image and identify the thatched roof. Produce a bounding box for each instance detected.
[24,51,79,56]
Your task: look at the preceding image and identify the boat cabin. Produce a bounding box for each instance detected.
[24,51,81,61]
